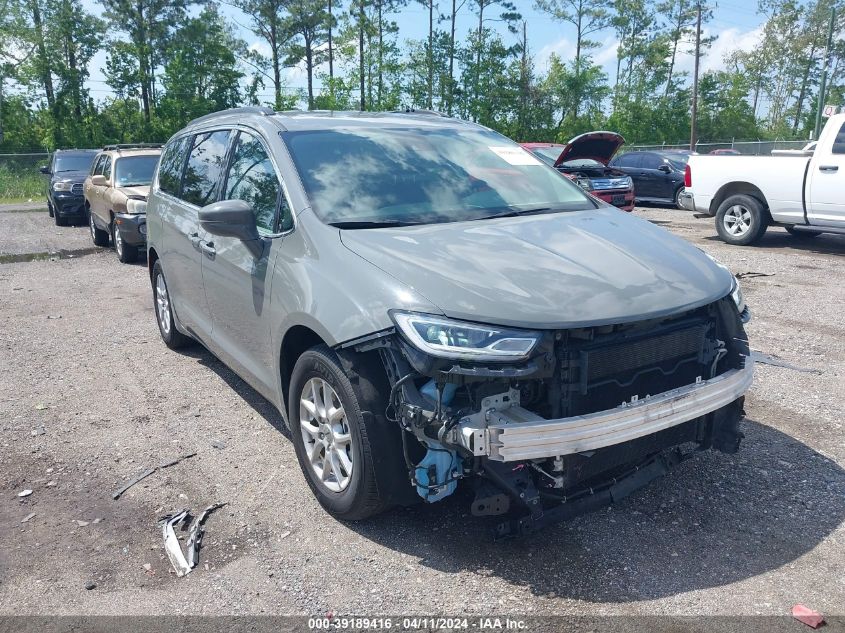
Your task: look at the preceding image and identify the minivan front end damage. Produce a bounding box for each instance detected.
[341,295,751,536]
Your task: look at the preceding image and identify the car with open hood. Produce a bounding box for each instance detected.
[145,108,752,536]
[84,144,162,263]
[522,132,634,212]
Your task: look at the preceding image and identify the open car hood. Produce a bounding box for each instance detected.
[554,131,626,167]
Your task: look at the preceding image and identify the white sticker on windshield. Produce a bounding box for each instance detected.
[488,146,543,166]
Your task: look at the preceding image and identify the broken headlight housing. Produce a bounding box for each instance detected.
[392,312,540,362]
[730,277,746,314]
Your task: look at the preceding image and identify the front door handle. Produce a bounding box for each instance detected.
[819,165,839,173]
[189,232,202,249]
[200,241,216,258]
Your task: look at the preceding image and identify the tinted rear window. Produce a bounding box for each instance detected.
[182,131,231,207]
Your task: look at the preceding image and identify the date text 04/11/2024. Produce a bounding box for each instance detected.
[307,617,528,630]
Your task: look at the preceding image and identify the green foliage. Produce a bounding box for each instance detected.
[1,0,844,155]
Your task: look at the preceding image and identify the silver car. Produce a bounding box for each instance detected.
[146,107,752,535]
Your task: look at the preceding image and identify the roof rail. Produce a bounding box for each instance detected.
[186,106,276,128]
[391,108,450,117]
[102,143,163,151]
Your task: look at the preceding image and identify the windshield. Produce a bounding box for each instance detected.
[114,155,159,186]
[54,153,96,173]
[529,146,564,165]
[283,128,596,225]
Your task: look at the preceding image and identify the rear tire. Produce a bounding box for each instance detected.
[673,186,685,208]
[289,345,408,520]
[715,194,768,246]
[785,226,822,238]
[152,260,191,349]
[89,211,109,246]
[113,221,138,263]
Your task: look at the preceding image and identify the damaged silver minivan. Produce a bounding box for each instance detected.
[146,108,752,536]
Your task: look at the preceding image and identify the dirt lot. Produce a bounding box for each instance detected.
[1,205,844,621]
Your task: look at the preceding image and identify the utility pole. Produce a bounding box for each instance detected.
[814,7,836,140]
[690,1,702,151]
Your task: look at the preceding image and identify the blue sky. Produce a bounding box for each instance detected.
[78,0,768,103]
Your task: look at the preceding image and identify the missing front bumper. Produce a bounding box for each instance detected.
[451,364,753,462]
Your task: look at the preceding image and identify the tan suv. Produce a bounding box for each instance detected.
[84,144,162,263]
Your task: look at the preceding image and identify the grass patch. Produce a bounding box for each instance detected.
[0,161,47,201]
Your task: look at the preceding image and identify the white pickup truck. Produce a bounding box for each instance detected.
[679,113,845,245]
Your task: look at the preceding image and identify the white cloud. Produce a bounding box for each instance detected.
[536,35,619,72]
[675,25,764,76]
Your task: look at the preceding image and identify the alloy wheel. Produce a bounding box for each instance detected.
[299,377,353,493]
[723,204,752,236]
[155,274,171,335]
[114,225,123,257]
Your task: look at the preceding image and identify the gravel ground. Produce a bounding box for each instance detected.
[1,205,843,620]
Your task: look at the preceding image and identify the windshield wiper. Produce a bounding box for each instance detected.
[466,206,557,221]
[327,220,419,229]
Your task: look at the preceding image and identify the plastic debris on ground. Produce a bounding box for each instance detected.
[158,502,226,577]
[792,604,825,629]
[112,452,197,500]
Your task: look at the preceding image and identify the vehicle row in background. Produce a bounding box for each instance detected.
[680,113,845,245]
[522,132,635,212]
[84,144,162,263]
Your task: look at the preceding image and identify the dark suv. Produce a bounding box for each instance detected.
[40,149,99,225]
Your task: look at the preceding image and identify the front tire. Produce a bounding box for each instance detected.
[715,194,768,246]
[47,202,54,218]
[89,211,109,246]
[289,345,407,520]
[152,260,191,349]
[113,221,138,263]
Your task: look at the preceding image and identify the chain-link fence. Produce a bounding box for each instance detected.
[625,140,811,155]
[0,153,51,201]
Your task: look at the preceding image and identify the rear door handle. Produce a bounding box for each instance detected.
[819,165,839,172]
[200,241,216,258]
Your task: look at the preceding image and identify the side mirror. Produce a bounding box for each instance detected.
[39,165,50,174]
[658,164,672,173]
[91,174,107,186]
[199,199,262,257]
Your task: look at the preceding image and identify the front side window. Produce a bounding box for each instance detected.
[641,154,664,170]
[92,154,106,176]
[224,132,287,232]
[158,137,189,196]
[283,127,595,226]
[182,130,231,207]
[114,155,160,187]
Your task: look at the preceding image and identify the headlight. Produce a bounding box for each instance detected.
[392,312,540,362]
[53,180,74,191]
[126,198,147,214]
[575,177,592,191]
[730,278,746,314]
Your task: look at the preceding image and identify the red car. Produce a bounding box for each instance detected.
[522,132,635,212]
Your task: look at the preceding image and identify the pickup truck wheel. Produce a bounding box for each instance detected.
[113,221,138,263]
[715,195,768,245]
[152,260,191,349]
[289,346,403,520]
[785,226,822,238]
[89,212,110,246]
